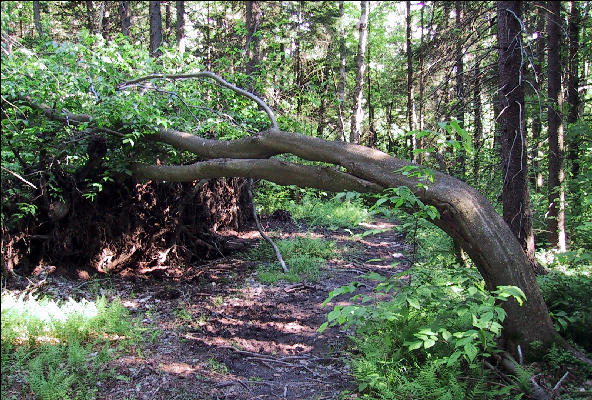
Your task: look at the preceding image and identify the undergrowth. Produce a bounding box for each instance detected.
[322,210,592,399]
[1,293,142,400]
[256,182,371,229]
[248,235,337,283]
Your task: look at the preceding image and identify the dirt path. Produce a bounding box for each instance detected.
[34,217,411,400]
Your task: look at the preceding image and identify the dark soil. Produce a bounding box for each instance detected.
[5,215,411,400]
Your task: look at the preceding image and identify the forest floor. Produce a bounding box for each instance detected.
[7,215,413,400]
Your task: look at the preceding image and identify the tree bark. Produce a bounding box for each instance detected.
[406,1,416,160]
[547,1,566,251]
[472,60,482,184]
[497,1,538,270]
[531,1,545,191]
[175,1,185,54]
[350,1,369,144]
[119,1,131,37]
[336,0,347,141]
[455,0,465,178]
[149,1,163,58]
[245,1,262,91]
[567,1,580,178]
[33,1,42,37]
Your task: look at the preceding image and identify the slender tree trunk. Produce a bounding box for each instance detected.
[176,1,185,54]
[497,1,538,270]
[86,1,96,34]
[567,1,581,178]
[149,1,163,58]
[472,60,482,184]
[547,1,566,251]
[245,1,262,92]
[317,64,329,137]
[97,1,106,37]
[366,4,376,148]
[531,2,545,191]
[350,1,369,144]
[165,1,171,44]
[418,4,425,163]
[455,0,465,178]
[294,1,304,117]
[337,1,347,141]
[406,1,416,160]
[119,1,131,37]
[33,1,42,37]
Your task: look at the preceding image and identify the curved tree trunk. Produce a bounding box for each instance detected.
[136,126,559,359]
[19,73,561,360]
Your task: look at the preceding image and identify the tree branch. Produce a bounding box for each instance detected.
[117,71,278,129]
[248,178,289,273]
[131,158,384,194]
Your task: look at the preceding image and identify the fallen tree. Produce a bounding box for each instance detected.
[15,72,560,360]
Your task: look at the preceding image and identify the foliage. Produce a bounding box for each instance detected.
[1,292,141,399]
[256,182,372,230]
[249,236,337,283]
[537,255,592,351]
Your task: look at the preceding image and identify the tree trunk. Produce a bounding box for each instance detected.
[86,1,96,34]
[455,0,465,178]
[294,1,303,117]
[366,4,376,148]
[175,1,185,54]
[133,125,559,359]
[165,1,171,44]
[531,1,545,191]
[547,1,566,251]
[567,1,580,178]
[317,64,329,137]
[245,1,262,92]
[336,0,347,141]
[350,1,369,144]
[97,1,106,37]
[497,1,538,270]
[406,1,416,160]
[119,1,131,37]
[19,71,566,362]
[472,60,482,184]
[33,1,42,37]
[418,4,425,164]
[149,1,163,58]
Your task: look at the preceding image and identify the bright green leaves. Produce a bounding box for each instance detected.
[373,186,440,220]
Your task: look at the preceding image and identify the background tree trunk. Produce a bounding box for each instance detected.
[175,1,185,54]
[149,1,163,58]
[497,1,537,270]
[547,0,566,251]
[531,1,546,191]
[455,0,465,179]
[33,1,42,37]
[245,1,262,92]
[567,1,581,178]
[406,1,416,160]
[337,0,347,141]
[350,1,369,144]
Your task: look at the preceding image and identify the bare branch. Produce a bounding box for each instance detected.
[1,166,38,189]
[248,178,289,273]
[118,71,278,129]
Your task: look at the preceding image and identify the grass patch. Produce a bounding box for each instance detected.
[1,292,141,400]
[249,236,337,283]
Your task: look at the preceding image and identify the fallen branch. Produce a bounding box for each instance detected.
[248,178,288,273]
